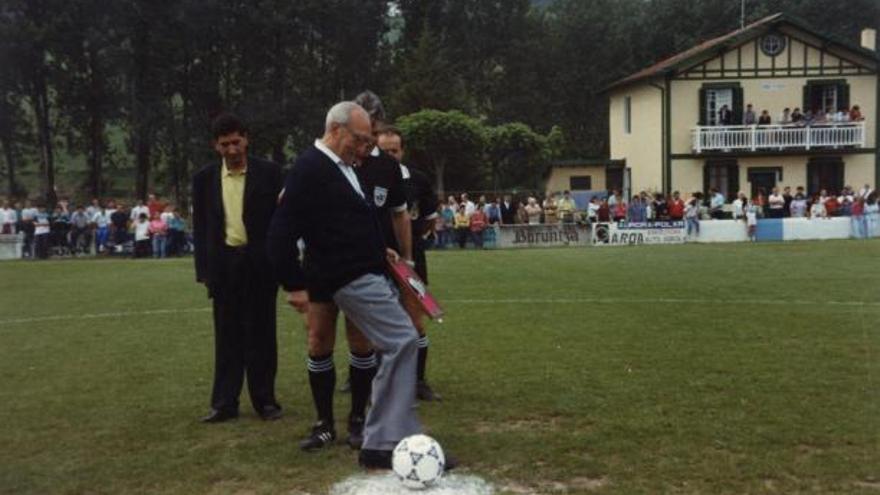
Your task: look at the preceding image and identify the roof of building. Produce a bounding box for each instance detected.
[604,13,879,92]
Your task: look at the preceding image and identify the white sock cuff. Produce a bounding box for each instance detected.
[307,355,335,373]
[349,352,377,370]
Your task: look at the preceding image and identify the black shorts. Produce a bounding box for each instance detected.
[307,284,334,303]
[413,241,428,284]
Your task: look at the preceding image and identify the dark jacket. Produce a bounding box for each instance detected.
[402,165,439,238]
[267,145,386,296]
[191,157,283,295]
[500,201,518,224]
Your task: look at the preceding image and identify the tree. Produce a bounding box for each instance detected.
[484,122,546,191]
[53,0,125,199]
[2,0,876,201]
[120,0,179,201]
[3,0,63,204]
[0,18,30,198]
[388,26,473,116]
[396,109,486,195]
[394,0,535,117]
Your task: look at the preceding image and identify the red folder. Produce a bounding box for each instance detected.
[387,260,444,321]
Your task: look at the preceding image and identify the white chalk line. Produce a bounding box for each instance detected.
[444,297,880,308]
[0,307,212,325]
[1,296,878,326]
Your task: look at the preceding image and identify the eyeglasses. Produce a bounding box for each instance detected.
[343,125,375,146]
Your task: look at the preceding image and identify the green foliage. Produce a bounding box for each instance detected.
[0,0,877,201]
[388,27,474,117]
[395,112,561,193]
[484,122,546,191]
[396,109,486,194]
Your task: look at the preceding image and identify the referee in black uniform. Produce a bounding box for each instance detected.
[376,125,442,401]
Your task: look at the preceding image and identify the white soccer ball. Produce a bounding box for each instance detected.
[392,434,445,489]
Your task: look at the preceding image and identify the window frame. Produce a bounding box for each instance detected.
[569,175,592,191]
[703,158,739,201]
[699,82,742,126]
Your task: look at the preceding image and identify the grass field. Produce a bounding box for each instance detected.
[1,240,879,494]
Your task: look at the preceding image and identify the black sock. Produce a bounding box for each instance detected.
[307,353,335,425]
[417,336,429,382]
[349,351,377,419]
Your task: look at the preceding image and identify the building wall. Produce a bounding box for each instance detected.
[609,83,664,193]
[669,75,877,155]
[670,153,876,196]
[670,158,704,195]
[842,153,876,188]
[545,166,607,195]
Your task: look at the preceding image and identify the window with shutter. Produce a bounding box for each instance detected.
[704,159,738,200]
[807,157,844,195]
[836,83,850,112]
[698,88,707,126]
[804,79,848,114]
[732,87,744,125]
[700,83,740,126]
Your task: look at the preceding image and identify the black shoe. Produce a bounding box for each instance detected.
[347,415,365,450]
[299,420,336,451]
[443,452,459,471]
[358,448,393,470]
[339,377,351,393]
[257,404,283,421]
[416,380,442,401]
[200,409,239,423]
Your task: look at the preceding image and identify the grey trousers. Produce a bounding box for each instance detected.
[333,273,422,450]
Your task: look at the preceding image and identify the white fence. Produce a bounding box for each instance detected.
[692,122,866,153]
[0,234,23,260]
[493,224,590,249]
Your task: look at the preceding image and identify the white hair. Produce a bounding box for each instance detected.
[325,101,367,132]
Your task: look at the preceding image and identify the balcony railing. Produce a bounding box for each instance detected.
[691,122,866,153]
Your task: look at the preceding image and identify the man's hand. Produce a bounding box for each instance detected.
[286,290,310,314]
[385,248,400,264]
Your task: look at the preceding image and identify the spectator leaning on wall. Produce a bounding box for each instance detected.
[557,191,576,224]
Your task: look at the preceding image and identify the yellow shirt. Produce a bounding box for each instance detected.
[221,160,248,246]
[558,197,576,214]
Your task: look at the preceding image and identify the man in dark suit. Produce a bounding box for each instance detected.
[284,92,413,454]
[500,194,518,224]
[191,113,284,423]
[718,104,732,126]
[268,101,457,470]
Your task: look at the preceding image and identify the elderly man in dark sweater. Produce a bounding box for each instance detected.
[268,102,456,470]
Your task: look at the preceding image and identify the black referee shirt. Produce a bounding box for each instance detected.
[401,165,438,240]
[355,148,407,252]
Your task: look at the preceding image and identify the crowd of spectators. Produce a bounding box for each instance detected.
[433,183,878,248]
[3,184,877,257]
[714,102,865,126]
[592,184,878,240]
[0,193,190,260]
[433,191,580,249]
